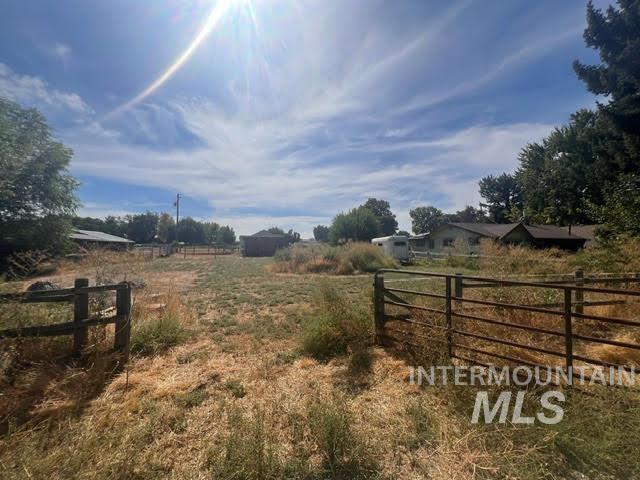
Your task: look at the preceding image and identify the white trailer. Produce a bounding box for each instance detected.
[371,235,410,262]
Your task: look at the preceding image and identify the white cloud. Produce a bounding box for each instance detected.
[48,42,73,67]
[0,62,91,115]
[78,202,133,219]
[213,215,330,238]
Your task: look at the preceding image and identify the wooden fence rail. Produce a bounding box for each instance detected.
[374,269,640,384]
[0,279,132,360]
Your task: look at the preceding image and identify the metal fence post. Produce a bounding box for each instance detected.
[72,278,89,357]
[574,269,584,315]
[454,273,463,311]
[454,273,463,299]
[115,283,132,361]
[374,273,385,344]
[446,276,453,359]
[564,287,573,384]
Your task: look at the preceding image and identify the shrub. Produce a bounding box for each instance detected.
[224,378,247,398]
[575,236,640,273]
[301,283,373,361]
[130,289,190,355]
[174,386,208,408]
[130,313,187,355]
[404,397,436,450]
[339,243,396,273]
[271,242,397,275]
[302,312,349,359]
[209,408,282,479]
[307,397,378,478]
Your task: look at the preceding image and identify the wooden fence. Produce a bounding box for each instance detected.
[0,279,132,360]
[374,269,640,383]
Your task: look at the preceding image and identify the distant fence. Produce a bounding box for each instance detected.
[133,244,238,259]
[0,279,132,360]
[374,269,640,384]
[134,244,172,259]
[411,250,567,262]
[177,244,238,257]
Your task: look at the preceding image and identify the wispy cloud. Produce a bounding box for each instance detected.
[0,0,587,235]
[68,99,552,234]
[0,63,90,115]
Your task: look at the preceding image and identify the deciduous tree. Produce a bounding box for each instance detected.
[409,206,445,235]
[362,198,398,236]
[0,98,78,255]
[313,225,330,242]
[329,207,379,244]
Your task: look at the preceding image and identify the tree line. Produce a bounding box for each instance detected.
[73,212,236,245]
[314,1,639,241]
[312,200,488,243]
[477,1,639,237]
[313,198,400,243]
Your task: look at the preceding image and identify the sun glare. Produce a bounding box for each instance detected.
[106,0,239,119]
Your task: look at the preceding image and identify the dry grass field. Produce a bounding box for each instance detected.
[1,247,640,479]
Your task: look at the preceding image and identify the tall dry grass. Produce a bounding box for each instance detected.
[271,242,397,275]
[0,256,193,435]
[381,236,640,377]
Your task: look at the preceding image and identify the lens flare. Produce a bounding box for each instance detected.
[107,0,237,118]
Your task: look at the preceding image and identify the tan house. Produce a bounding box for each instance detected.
[409,222,588,253]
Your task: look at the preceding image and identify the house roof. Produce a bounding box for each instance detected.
[521,224,585,240]
[448,222,519,238]
[567,225,599,241]
[70,229,134,244]
[431,222,587,241]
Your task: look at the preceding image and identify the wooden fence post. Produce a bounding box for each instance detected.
[564,287,574,384]
[115,283,132,361]
[72,278,89,357]
[574,269,584,315]
[374,273,385,344]
[446,276,453,359]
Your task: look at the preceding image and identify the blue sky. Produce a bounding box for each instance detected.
[0,0,607,236]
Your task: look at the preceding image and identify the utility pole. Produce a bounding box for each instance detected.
[174,193,182,243]
[355,207,359,241]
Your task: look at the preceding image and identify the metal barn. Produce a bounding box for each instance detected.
[240,230,290,257]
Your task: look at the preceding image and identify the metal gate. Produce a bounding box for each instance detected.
[373,269,640,382]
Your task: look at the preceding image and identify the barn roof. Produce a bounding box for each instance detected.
[70,229,134,244]
[250,230,287,238]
